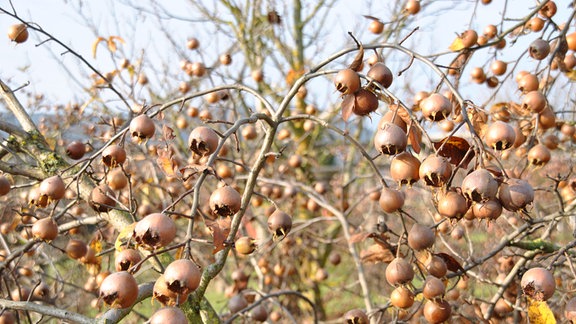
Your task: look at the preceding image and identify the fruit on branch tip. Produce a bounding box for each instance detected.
[437,190,469,219]
[529,39,550,60]
[188,126,219,157]
[149,307,188,324]
[186,37,199,50]
[423,299,452,324]
[390,152,420,186]
[250,304,268,322]
[343,309,369,324]
[423,276,446,300]
[517,73,539,93]
[390,285,415,309]
[498,178,534,212]
[527,143,551,167]
[89,184,117,213]
[115,248,142,272]
[66,239,88,260]
[485,120,516,151]
[267,209,292,241]
[378,187,405,213]
[538,1,557,19]
[367,62,393,88]
[102,144,127,168]
[407,223,435,250]
[39,175,66,202]
[163,259,201,295]
[521,267,555,301]
[0,175,10,196]
[107,168,128,190]
[526,17,545,32]
[153,274,189,306]
[483,24,497,39]
[374,122,407,155]
[426,255,448,278]
[380,107,407,132]
[385,257,414,286]
[129,114,155,143]
[490,60,507,76]
[420,93,452,121]
[472,199,502,220]
[31,217,58,241]
[133,213,177,250]
[99,271,139,308]
[241,124,258,140]
[209,185,242,217]
[521,91,547,114]
[334,69,361,95]
[461,169,499,202]
[405,0,421,15]
[228,293,248,313]
[66,141,86,160]
[235,236,256,255]
[219,53,232,65]
[419,155,452,187]
[8,24,28,43]
[353,88,379,116]
[368,20,384,34]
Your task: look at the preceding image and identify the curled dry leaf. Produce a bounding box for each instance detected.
[157,147,179,178]
[360,243,395,263]
[162,124,176,141]
[341,94,355,121]
[348,39,364,72]
[434,252,467,277]
[207,217,232,254]
[407,122,422,154]
[433,136,474,168]
[467,107,489,136]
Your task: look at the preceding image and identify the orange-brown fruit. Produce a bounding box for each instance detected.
[498,178,534,212]
[490,60,507,76]
[407,223,435,250]
[344,309,369,324]
[186,37,200,50]
[420,93,452,121]
[190,62,206,77]
[133,213,177,250]
[380,106,407,132]
[228,294,248,313]
[209,185,242,217]
[367,62,393,88]
[31,217,58,241]
[374,122,407,155]
[107,169,128,191]
[149,307,188,324]
[267,210,292,241]
[521,91,547,113]
[461,169,499,202]
[353,89,379,116]
[99,271,139,308]
[8,24,28,43]
[115,249,142,272]
[386,257,414,286]
[538,1,557,18]
[485,121,516,150]
[39,175,66,202]
[102,144,126,168]
[483,24,498,39]
[527,17,545,32]
[460,29,478,48]
[521,267,555,300]
[437,190,469,219]
[423,300,452,324]
[334,69,360,95]
[517,73,539,93]
[405,0,421,15]
[426,255,448,278]
[89,184,116,212]
[529,39,550,60]
[379,187,405,213]
[129,114,155,143]
[419,155,452,187]
[66,239,88,259]
[390,285,415,309]
[368,20,384,34]
[472,199,502,220]
[153,274,189,306]
[188,126,219,156]
[390,152,420,186]
[527,144,551,166]
[471,67,486,83]
[250,304,268,322]
[235,236,256,255]
[423,276,446,300]
[66,141,86,160]
[163,259,201,295]
[219,53,232,65]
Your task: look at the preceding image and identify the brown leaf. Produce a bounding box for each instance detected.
[434,252,467,277]
[349,231,372,244]
[407,122,422,154]
[448,51,472,78]
[349,43,364,72]
[360,243,395,263]
[207,218,232,254]
[434,136,474,168]
[341,94,355,122]
[180,163,213,181]
[467,107,489,136]
[157,147,179,178]
[362,15,380,22]
[162,124,175,141]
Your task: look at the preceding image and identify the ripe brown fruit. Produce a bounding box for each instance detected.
[242,124,258,140]
[102,144,126,168]
[420,93,452,121]
[498,178,534,212]
[353,89,379,116]
[423,276,446,300]
[0,175,10,196]
[66,141,86,160]
[485,121,516,150]
[380,107,407,132]
[38,175,66,202]
[517,73,539,93]
[149,307,188,324]
[107,169,128,191]
[235,236,256,255]
[538,1,557,18]
[521,267,555,300]
[188,126,219,156]
[437,190,469,219]
[367,62,393,88]
[228,294,248,313]
[527,144,551,166]
[526,17,545,32]
[426,255,448,278]
[378,187,405,213]
[472,199,502,220]
[190,62,206,77]
[153,274,189,306]
[483,24,497,39]
[133,213,177,250]
[521,91,547,113]
[470,67,486,83]
[386,257,414,286]
[99,271,139,308]
[219,53,232,65]
[529,39,550,60]
[186,37,199,50]
[390,152,420,186]
[344,309,369,324]
[31,217,58,241]
[460,29,478,49]
[334,69,360,95]
[66,239,88,259]
[423,300,452,324]
[267,209,292,241]
[250,304,268,322]
[405,0,421,15]
[129,114,155,143]
[419,155,452,187]
[368,20,384,34]
[8,24,28,43]
[390,285,415,309]
[209,185,242,217]
[490,60,507,76]
[89,184,116,212]
[374,122,407,155]
[461,169,499,202]
[163,259,201,295]
[407,223,435,250]
[115,249,142,272]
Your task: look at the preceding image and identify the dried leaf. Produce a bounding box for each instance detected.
[407,122,422,154]
[448,51,472,77]
[360,243,395,263]
[362,15,380,21]
[434,136,474,168]
[349,43,364,72]
[467,107,489,136]
[207,218,231,254]
[91,36,106,58]
[341,94,355,122]
[434,252,467,277]
[526,297,557,324]
[107,36,125,53]
[162,124,175,141]
[157,148,179,178]
[349,231,371,244]
[180,163,213,181]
